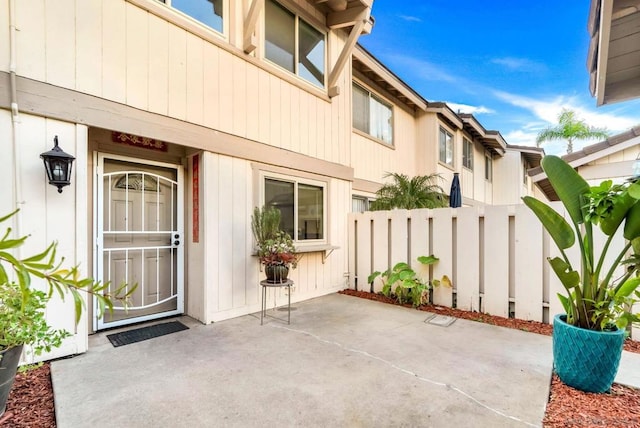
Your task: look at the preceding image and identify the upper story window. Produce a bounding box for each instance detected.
[439,127,454,166]
[352,196,373,213]
[463,138,474,170]
[523,161,529,185]
[352,83,394,145]
[265,0,326,88]
[160,0,224,33]
[485,152,493,181]
[264,176,326,243]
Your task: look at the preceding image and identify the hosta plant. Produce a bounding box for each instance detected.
[368,255,451,307]
[523,155,640,331]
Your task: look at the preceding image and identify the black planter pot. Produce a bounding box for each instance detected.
[553,315,624,393]
[265,264,289,283]
[0,345,24,417]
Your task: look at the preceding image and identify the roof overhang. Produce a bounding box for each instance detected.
[530,126,640,200]
[425,102,463,129]
[588,0,640,106]
[507,145,544,168]
[458,114,507,156]
[352,45,427,110]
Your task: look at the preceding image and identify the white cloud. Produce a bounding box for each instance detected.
[398,14,422,22]
[502,130,538,147]
[446,102,495,115]
[491,57,546,73]
[493,90,640,155]
[383,54,457,83]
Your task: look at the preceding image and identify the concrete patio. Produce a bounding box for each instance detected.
[51,293,640,427]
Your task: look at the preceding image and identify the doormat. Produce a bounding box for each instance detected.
[107,321,189,347]
[424,314,457,327]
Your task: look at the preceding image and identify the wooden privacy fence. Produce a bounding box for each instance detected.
[347,204,638,340]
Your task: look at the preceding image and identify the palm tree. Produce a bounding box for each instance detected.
[536,109,609,154]
[370,173,448,210]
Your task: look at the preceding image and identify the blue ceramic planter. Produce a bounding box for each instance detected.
[553,314,625,393]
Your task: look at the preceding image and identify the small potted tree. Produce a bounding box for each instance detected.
[0,210,131,417]
[523,155,640,393]
[251,206,297,283]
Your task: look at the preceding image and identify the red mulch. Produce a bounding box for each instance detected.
[339,289,640,428]
[2,291,639,428]
[1,363,55,427]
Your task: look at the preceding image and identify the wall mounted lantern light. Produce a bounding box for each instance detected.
[40,136,75,193]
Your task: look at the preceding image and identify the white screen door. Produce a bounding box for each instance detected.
[95,154,184,330]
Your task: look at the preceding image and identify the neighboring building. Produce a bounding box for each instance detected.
[349,46,543,209]
[1,0,540,361]
[587,0,640,106]
[531,126,640,200]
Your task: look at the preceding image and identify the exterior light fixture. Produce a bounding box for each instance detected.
[40,136,75,193]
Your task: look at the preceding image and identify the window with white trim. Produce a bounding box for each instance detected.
[160,0,224,33]
[439,127,454,166]
[485,152,493,181]
[352,83,393,144]
[264,175,326,242]
[523,160,528,185]
[463,138,474,170]
[265,0,326,88]
[352,196,374,213]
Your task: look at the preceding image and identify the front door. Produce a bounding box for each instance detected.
[95,154,184,330]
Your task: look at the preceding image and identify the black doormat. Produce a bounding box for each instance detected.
[107,321,189,347]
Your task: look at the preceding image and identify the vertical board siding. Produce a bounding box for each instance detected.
[409,209,430,279]
[125,2,149,110]
[101,0,127,102]
[198,155,350,322]
[3,113,89,362]
[348,204,640,339]
[455,207,479,311]
[355,212,372,291]
[513,205,543,321]
[482,205,509,317]
[186,34,205,125]
[0,0,9,74]
[76,0,103,96]
[148,15,170,114]
[432,208,453,306]
[389,209,409,269]
[371,211,389,292]
[13,0,351,165]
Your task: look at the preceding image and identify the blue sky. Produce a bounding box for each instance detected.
[359,1,640,155]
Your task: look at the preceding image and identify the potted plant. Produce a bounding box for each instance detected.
[523,155,640,393]
[0,210,131,417]
[251,206,297,283]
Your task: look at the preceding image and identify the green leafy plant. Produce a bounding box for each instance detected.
[370,173,448,210]
[0,209,134,356]
[523,155,640,331]
[251,206,297,269]
[367,256,452,307]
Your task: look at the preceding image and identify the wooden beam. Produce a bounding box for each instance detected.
[243,0,264,54]
[327,5,369,29]
[328,18,365,96]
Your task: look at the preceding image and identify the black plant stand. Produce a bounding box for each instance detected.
[260,279,293,325]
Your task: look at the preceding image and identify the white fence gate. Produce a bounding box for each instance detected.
[348,204,638,340]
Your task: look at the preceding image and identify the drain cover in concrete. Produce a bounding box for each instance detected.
[424,314,456,327]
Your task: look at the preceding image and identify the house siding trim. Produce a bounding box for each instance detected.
[0,72,354,182]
